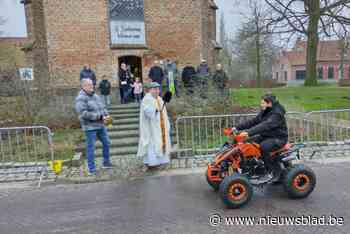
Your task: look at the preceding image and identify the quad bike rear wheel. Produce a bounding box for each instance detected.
[283,164,316,199]
[219,174,253,209]
[206,169,220,191]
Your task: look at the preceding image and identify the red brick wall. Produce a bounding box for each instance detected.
[32,0,217,87]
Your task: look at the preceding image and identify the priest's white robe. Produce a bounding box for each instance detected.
[137,93,171,166]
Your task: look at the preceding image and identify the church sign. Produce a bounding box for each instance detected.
[109,0,146,46]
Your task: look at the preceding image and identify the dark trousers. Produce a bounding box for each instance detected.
[253,136,287,171]
[121,85,131,104]
[135,93,142,103]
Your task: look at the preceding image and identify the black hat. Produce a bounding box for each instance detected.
[262,94,276,104]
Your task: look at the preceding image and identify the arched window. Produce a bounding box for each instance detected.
[108,0,146,46]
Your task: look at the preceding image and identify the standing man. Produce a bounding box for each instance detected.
[75,79,113,175]
[119,63,133,104]
[80,64,97,87]
[197,59,210,98]
[137,82,171,170]
[212,64,229,97]
[148,60,164,96]
[98,75,112,107]
[182,62,196,94]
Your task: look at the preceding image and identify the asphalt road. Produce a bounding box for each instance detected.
[0,161,349,234]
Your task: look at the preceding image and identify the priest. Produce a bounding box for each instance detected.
[137,82,172,169]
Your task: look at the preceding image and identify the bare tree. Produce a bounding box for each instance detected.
[233,0,277,87]
[265,0,350,86]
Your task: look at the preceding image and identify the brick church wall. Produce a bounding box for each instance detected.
[7,0,218,87]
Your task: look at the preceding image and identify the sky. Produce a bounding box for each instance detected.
[215,0,248,39]
[0,0,239,39]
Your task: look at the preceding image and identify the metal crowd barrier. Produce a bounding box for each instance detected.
[175,109,350,157]
[0,126,55,187]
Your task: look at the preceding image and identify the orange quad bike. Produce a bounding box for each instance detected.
[206,128,316,209]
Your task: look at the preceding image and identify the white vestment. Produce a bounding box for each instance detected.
[137,93,171,166]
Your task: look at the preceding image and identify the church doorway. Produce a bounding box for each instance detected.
[118,56,143,82]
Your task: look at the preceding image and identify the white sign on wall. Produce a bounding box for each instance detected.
[19,68,34,81]
[110,21,146,45]
[108,0,146,46]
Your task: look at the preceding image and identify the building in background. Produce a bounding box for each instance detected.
[273,39,350,84]
[0,0,220,87]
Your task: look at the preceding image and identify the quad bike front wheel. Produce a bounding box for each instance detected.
[283,164,316,199]
[219,174,253,209]
[206,169,220,191]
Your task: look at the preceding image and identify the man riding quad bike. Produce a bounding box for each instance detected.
[206,94,316,209]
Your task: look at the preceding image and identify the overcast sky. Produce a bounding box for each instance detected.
[0,0,240,39]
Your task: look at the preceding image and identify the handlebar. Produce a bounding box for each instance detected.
[223,128,247,142]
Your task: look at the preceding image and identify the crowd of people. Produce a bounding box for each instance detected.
[79,59,229,108]
[75,60,230,175]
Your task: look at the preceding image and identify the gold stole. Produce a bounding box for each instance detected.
[156,97,167,154]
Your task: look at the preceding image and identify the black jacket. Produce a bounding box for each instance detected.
[148,66,164,84]
[182,66,196,86]
[99,80,111,95]
[80,68,97,86]
[236,101,288,140]
[119,69,132,87]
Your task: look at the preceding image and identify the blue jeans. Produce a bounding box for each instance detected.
[85,127,111,172]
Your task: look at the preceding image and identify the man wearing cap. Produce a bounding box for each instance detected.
[137,82,171,169]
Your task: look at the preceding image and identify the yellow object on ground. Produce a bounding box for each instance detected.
[49,160,63,175]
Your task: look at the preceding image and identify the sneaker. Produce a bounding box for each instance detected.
[102,162,114,169]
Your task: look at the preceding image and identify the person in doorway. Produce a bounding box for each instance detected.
[232,94,288,181]
[80,64,97,87]
[98,75,112,107]
[119,63,133,104]
[148,60,164,96]
[137,82,171,170]
[131,77,143,104]
[75,79,113,175]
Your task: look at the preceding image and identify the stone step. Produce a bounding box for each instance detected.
[107,130,139,139]
[96,146,138,157]
[107,124,139,132]
[97,137,139,148]
[108,104,139,111]
[108,109,140,115]
[113,118,139,125]
[111,113,139,120]
[97,135,177,149]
